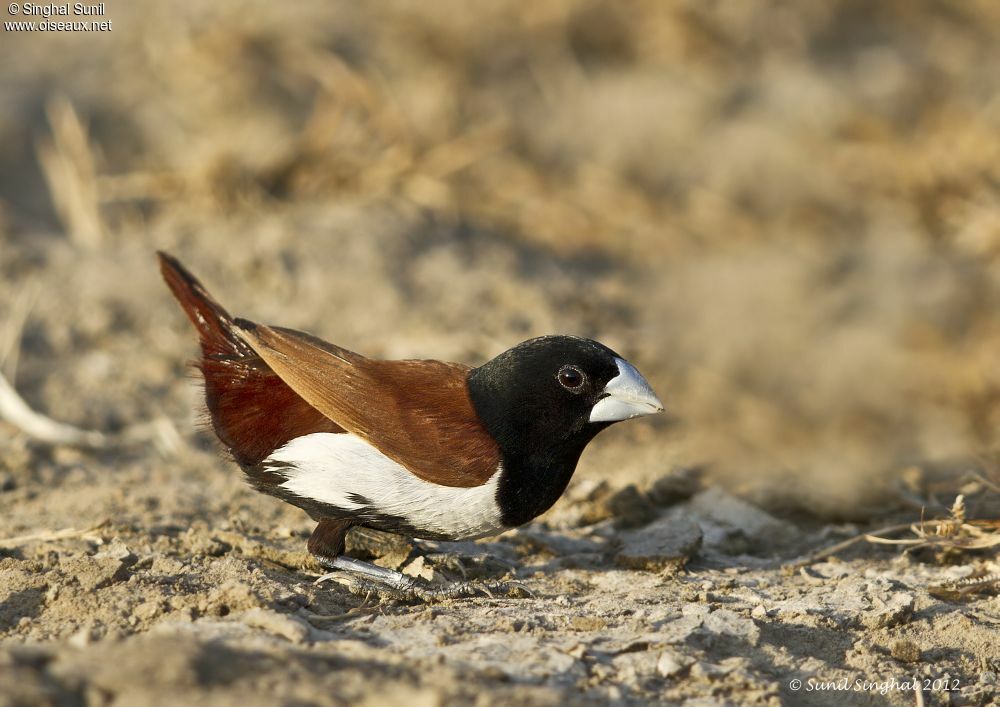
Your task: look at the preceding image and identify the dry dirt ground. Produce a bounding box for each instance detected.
[2,1,1000,705]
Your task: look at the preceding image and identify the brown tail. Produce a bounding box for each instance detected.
[157,251,250,360]
[158,252,342,467]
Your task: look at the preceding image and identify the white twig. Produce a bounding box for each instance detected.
[0,368,181,454]
[0,370,110,448]
[0,292,183,455]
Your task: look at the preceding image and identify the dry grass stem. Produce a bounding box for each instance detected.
[786,522,916,569]
[788,494,1000,568]
[928,572,1000,600]
[0,278,38,379]
[866,495,1000,553]
[0,519,109,549]
[36,96,105,249]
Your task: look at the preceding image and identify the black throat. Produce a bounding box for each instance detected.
[492,432,604,527]
[467,364,611,528]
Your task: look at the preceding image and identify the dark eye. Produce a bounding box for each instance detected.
[557,365,586,390]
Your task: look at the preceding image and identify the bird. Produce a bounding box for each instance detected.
[158,252,663,600]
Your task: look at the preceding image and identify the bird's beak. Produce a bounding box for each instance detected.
[589,358,664,422]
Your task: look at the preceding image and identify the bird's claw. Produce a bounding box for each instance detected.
[422,551,517,580]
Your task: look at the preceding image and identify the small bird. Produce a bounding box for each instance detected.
[159,252,663,600]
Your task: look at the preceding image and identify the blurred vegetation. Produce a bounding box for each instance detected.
[1,0,999,518]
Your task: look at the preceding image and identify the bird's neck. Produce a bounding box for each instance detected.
[494,441,590,527]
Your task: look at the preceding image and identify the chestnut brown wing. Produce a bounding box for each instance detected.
[235,322,501,488]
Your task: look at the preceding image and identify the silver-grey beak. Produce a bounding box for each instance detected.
[589,357,664,422]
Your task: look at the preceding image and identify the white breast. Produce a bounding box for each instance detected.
[264,432,506,540]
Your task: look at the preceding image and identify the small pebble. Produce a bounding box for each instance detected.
[890,639,920,663]
[570,615,607,632]
[656,650,688,678]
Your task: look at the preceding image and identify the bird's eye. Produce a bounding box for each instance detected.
[557,365,586,390]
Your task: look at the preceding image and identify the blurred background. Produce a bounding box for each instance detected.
[2,0,1000,521]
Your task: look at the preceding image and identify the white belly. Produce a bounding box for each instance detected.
[264,432,506,540]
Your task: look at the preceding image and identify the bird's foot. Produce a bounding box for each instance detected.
[422,550,516,580]
[318,573,531,603]
[312,555,531,603]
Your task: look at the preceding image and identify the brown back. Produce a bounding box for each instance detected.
[236,323,501,487]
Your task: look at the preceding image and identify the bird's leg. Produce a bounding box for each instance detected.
[308,520,529,602]
[307,518,353,560]
[346,527,513,580]
[313,555,419,595]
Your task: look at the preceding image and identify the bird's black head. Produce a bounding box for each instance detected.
[468,335,662,526]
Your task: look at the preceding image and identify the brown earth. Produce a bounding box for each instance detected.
[1,2,999,705]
